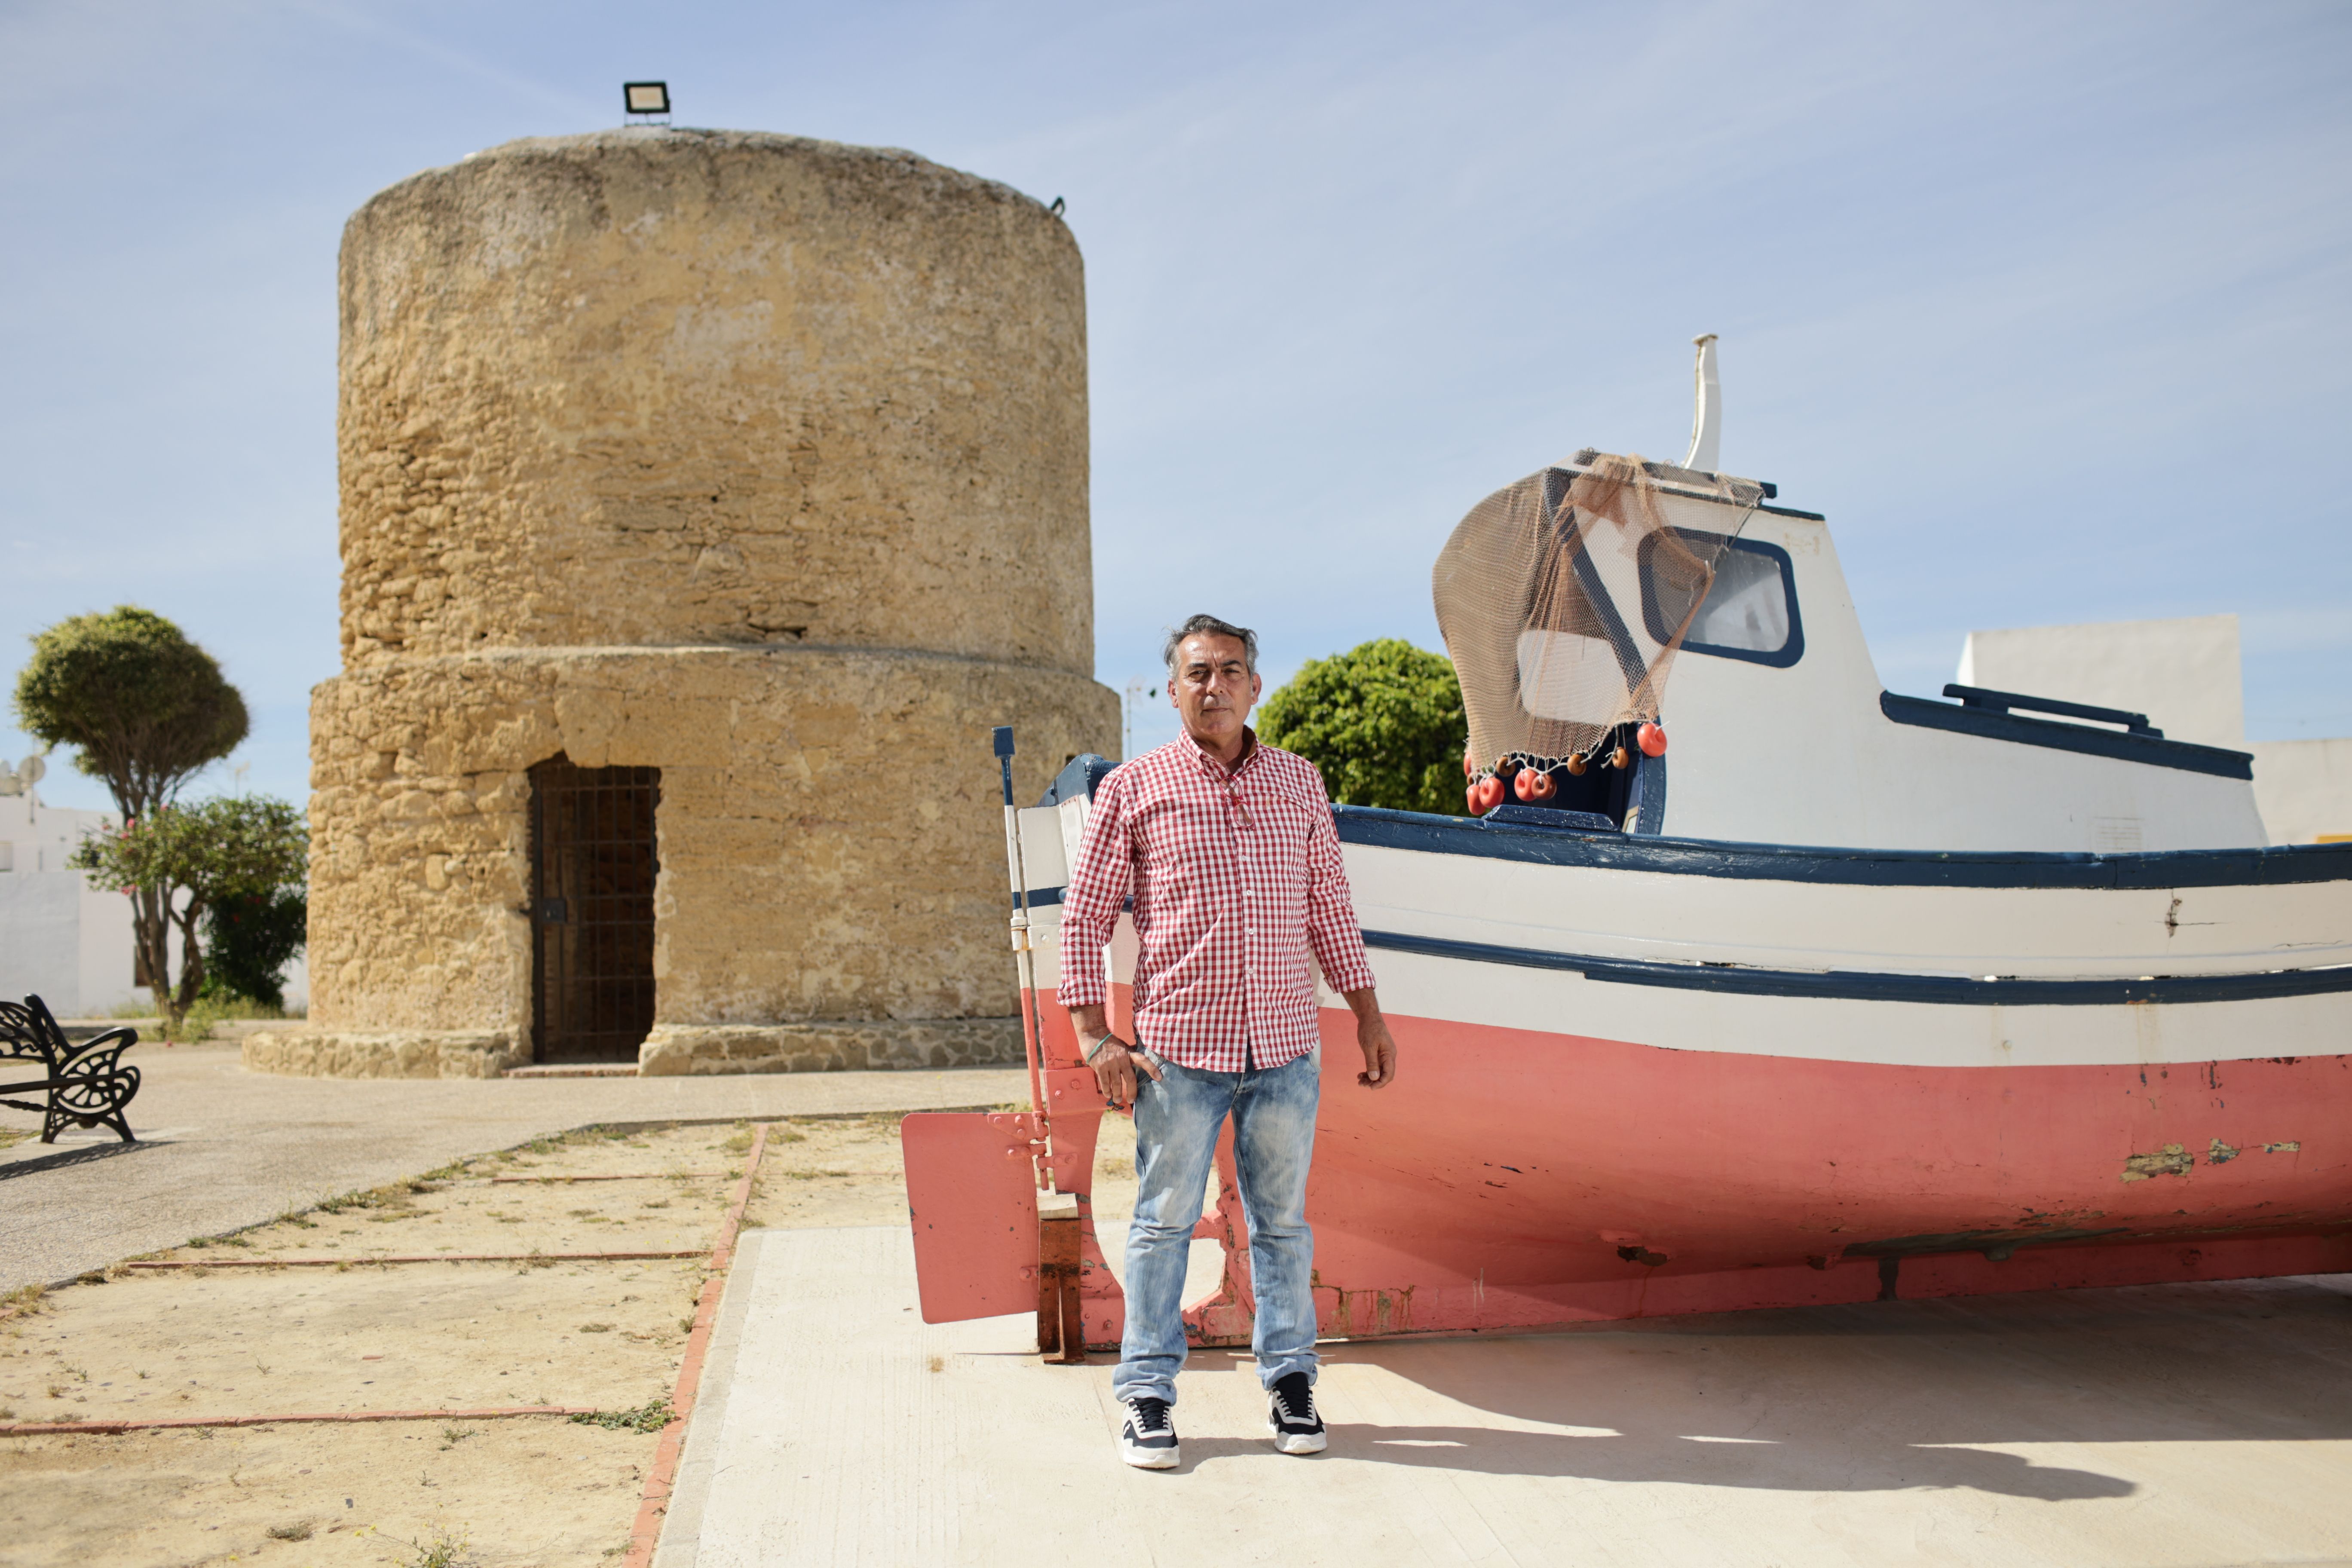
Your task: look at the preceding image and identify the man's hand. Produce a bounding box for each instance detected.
[1344,988,1398,1089]
[1070,1003,1162,1112]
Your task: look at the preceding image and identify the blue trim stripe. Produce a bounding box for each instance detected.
[1332,805,2352,889]
[1361,929,2352,1007]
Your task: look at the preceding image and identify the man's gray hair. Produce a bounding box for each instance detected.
[1163,614,1259,676]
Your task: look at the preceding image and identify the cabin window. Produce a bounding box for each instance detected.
[1640,530,1804,667]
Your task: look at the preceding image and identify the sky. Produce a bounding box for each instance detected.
[3,0,2348,808]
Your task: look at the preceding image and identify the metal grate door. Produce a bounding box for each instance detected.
[529,756,660,1063]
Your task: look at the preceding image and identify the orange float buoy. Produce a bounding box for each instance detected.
[1463,753,1478,780]
[1475,775,1505,813]
[1465,782,1482,814]
[1528,770,1557,802]
[1566,754,1587,777]
[1638,722,1667,758]
[1510,767,1535,802]
[1611,746,1629,770]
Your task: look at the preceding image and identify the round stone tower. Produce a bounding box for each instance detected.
[253,128,1117,1079]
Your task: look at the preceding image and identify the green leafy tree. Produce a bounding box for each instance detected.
[1259,638,1467,815]
[68,796,306,1032]
[201,887,309,1011]
[15,606,251,1019]
[14,606,248,819]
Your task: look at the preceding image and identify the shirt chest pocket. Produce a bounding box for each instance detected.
[1138,796,1232,888]
[1237,787,1316,886]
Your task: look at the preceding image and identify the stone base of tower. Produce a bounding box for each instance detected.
[241,1016,1028,1079]
[268,644,1116,1079]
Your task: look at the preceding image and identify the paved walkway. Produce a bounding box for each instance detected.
[0,1046,1026,1293]
[661,1226,2352,1568]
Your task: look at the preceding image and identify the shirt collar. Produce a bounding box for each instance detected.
[1186,726,1258,781]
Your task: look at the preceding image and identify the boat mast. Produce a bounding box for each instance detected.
[1683,333,1721,472]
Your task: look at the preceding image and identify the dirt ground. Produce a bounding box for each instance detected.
[0,1110,1109,1568]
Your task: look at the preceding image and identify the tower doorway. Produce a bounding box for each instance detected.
[528,755,660,1063]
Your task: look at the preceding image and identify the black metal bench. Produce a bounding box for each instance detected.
[0,995,139,1145]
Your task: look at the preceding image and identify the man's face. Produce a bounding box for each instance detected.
[1168,633,1261,747]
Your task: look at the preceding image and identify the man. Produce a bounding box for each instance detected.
[1060,613,1398,1471]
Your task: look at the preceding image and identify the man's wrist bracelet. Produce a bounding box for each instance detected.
[1083,1035,1126,1065]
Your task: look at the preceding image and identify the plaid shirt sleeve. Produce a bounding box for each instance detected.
[1055,766,1131,1011]
[1302,766,1378,996]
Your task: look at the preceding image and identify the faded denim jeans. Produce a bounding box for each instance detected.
[1112,1049,1320,1406]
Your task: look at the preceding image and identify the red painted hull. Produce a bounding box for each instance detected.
[1025,983,2352,1347]
[1291,1004,2351,1338]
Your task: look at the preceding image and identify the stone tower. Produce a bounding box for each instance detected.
[252,129,1117,1078]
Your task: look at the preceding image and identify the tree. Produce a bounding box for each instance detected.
[68,796,306,1032]
[1259,638,1468,815]
[14,606,249,821]
[15,606,251,1021]
[202,888,308,1011]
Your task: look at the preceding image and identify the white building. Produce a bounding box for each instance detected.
[0,789,138,1018]
[1958,613,2352,845]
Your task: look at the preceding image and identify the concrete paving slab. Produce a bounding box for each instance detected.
[666,1225,2352,1568]
[0,1046,1026,1293]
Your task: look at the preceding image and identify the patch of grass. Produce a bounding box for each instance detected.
[577,1322,614,1334]
[438,1424,477,1449]
[395,1524,471,1568]
[1,1283,44,1315]
[186,1237,211,1249]
[0,1128,32,1152]
[717,1126,755,1155]
[639,1200,670,1210]
[570,1397,673,1433]
[266,1521,314,1541]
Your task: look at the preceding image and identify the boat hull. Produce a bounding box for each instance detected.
[1286,992,2350,1339]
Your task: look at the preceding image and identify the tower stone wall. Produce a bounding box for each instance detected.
[249,129,1116,1080]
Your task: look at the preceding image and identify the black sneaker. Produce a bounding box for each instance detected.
[1267,1372,1326,1455]
[1119,1395,1179,1469]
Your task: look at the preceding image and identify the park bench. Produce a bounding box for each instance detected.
[0,995,139,1145]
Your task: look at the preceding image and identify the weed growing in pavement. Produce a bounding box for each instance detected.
[719,1125,754,1154]
[578,1323,614,1333]
[266,1522,314,1541]
[61,1363,87,1381]
[186,1237,211,1249]
[639,1200,670,1210]
[0,1128,30,1151]
[46,1385,67,1400]
[678,1316,696,1334]
[571,1398,673,1433]
[1,1283,43,1316]
[438,1424,477,1449]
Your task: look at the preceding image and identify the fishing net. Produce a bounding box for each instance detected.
[1433,450,1764,772]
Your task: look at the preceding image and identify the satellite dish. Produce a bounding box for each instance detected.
[18,755,45,784]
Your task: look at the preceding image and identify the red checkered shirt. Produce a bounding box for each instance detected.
[1057,731,1378,1072]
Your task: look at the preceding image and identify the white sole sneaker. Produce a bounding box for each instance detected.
[1269,1423,1328,1455]
[1121,1439,1181,1470]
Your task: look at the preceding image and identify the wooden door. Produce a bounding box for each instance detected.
[528,756,660,1063]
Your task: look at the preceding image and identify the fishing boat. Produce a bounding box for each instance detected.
[903,338,2352,1352]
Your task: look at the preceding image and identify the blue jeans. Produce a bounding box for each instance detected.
[1112,1049,1320,1406]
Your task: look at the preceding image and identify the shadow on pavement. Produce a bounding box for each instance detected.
[0,1139,152,1182]
[1236,1274,2352,1497]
